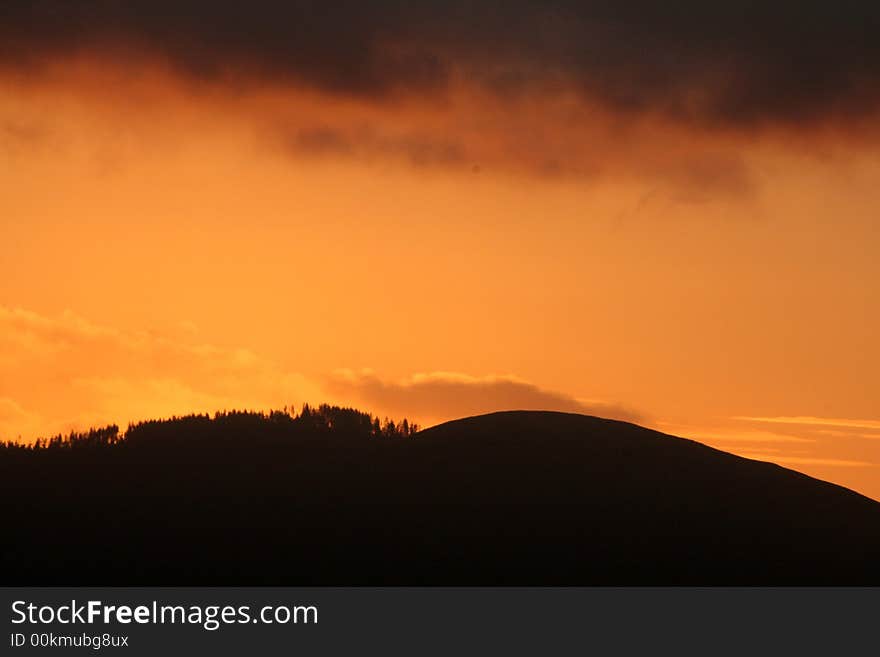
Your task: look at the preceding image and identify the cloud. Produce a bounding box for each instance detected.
[655,420,878,476]
[689,429,815,444]
[0,4,778,200]
[1,118,50,156]
[0,308,641,439]
[734,416,880,431]
[0,306,321,440]
[737,454,874,468]
[287,125,467,168]
[0,55,759,200]
[327,369,642,425]
[0,397,44,441]
[814,429,880,441]
[3,1,880,129]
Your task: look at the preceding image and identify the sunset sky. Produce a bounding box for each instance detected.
[1,2,879,498]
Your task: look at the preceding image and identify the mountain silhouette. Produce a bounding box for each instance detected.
[2,408,878,584]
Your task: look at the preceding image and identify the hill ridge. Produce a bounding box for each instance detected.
[2,406,878,584]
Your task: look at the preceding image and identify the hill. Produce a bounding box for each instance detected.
[2,407,878,584]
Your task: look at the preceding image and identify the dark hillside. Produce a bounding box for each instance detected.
[2,408,878,584]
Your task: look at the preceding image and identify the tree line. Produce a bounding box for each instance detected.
[0,403,419,453]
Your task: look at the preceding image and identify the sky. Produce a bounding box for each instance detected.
[1,1,879,499]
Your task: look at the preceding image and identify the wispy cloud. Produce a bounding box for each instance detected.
[0,306,321,440]
[654,419,878,479]
[0,397,44,441]
[737,454,874,468]
[1,306,641,440]
[690,429,815,444]
[814,428,880,441]
[734,416,880,431]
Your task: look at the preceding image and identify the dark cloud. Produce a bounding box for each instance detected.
[328,371,643,425]
[1,119,49,154]
[2,1,880,128]
[265,119,754,198]
[0,1,450,95]
[289,125,467,167]
[657,152,756,201]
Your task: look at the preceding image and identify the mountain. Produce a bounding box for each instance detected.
[2,408,878,584]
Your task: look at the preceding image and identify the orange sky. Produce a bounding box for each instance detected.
[2,58,879,499]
